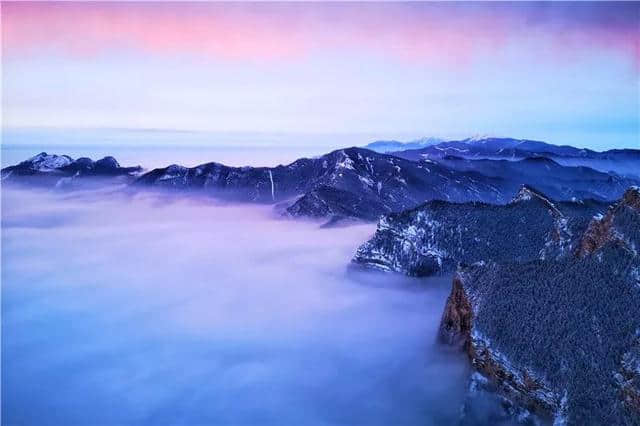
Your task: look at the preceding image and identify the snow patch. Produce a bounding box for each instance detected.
[268,170,275,201]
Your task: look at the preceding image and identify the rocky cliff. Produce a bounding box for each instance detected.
[577,186,640,257]
[439,187,640,425]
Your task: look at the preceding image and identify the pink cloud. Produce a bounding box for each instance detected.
[2,2,638,66]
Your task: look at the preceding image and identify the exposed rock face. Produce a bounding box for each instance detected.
[438,187,640,425]
[577,186,640,257]
[438,275,473,347]
[353,185,605,276]
[440,271,563,422]
[1,152,142,188]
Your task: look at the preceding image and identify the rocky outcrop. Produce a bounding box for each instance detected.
[438,275,473,347]
[577,186,640,257]
[576,213,615,257]
[439,271,562,422]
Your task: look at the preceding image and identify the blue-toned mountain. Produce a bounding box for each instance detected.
[390,137,640,178]
[4,146,637,224]
[0,152,142,188]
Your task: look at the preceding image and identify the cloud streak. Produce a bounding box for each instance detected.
[4,2,638,65]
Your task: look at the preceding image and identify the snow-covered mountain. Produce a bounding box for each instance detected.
[390,137,640,178]
[132,147,637,224]
[364,137,445,153]
[4,145,638,224]
[1,152,143,188]
[133,147,510,223]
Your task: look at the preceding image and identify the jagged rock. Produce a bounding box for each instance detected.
[577,186,640,257]
[438,275,473,346]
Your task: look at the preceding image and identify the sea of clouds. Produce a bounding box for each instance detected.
[2,187,473,425]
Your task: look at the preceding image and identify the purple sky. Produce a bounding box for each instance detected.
[2,2,639,149]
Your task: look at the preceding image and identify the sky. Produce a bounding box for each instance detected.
[2,2,639,150]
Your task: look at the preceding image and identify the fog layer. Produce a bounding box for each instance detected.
[2,188,469,425]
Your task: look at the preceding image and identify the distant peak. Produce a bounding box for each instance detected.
[465,134,499,143]
[165,164,188,173]
[364,137,445,153]
[23,152,73,170]
[510,185,562,216]
[29,152,49,160]
[95,156,120,169]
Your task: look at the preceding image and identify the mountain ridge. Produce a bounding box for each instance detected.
[3,140,638,224]
[389,137,640,177]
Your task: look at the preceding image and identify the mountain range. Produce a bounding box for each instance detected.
[0,152,142,189]
[390,137,640,178]
[364,137,445,153]
[3,137,638,225]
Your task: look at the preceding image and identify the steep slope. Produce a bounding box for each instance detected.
[1,152,142,188]
[391,137,640,177]
[439,187,640,425]
[353,185,606,276]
